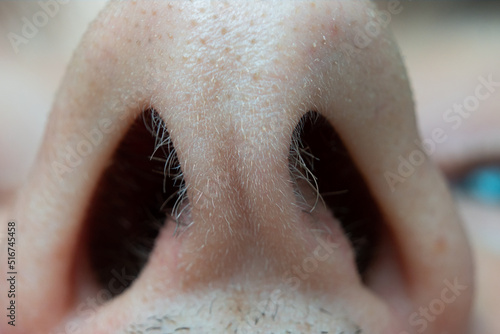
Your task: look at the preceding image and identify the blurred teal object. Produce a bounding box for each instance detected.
[458,166,500,205]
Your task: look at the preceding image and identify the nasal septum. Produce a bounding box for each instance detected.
[83,108,381,300]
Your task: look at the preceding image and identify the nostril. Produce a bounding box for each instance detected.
[83,109,186,297]
[289,111,382,278]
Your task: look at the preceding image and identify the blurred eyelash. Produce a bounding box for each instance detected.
[85,109,190,296]
[288,111,382,278]
[288,111,322,213]
[142,110,192,236]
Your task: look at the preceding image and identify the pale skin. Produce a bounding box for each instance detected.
[1,1,498,333]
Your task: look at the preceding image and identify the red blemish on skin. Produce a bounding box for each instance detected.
[332,24,339,35]
[435,237,447,254]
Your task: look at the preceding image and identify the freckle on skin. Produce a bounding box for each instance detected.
[221,27,228,35]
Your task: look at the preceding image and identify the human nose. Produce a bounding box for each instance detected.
[1,1,473,334]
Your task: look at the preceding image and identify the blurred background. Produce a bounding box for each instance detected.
[390,4,500,333]
[0,1,499,333]
[390,5,500,334]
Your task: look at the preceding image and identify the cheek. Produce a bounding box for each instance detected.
[456,197,500,333]
[456,196,500,251]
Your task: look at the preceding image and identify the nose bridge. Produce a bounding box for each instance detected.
[185,104,296,235]
[142,0,352,291]
[169,98,314,287]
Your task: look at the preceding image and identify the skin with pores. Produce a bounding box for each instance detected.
[4,1,497,333]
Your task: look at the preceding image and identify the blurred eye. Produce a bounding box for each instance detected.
[451,164,500,206]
